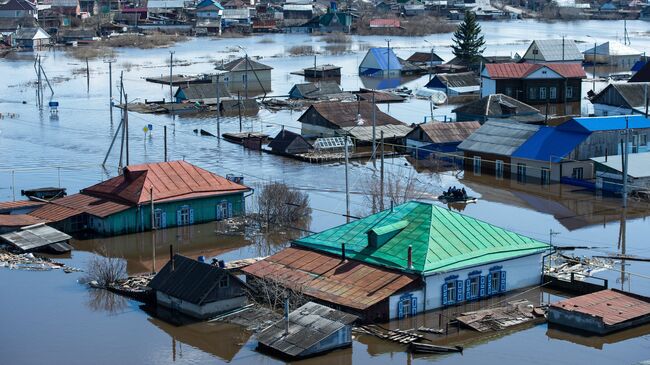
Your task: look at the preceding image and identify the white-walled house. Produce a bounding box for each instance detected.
[245,201,550,321]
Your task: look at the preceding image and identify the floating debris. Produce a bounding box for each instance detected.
[0,250,82,272]
[455,299,546,333]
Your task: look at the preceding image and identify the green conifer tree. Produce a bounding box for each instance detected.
[451,12,486,66]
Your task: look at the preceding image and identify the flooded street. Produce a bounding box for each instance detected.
[2,19,650,365]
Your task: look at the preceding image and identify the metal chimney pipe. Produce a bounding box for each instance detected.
[407,245,412,269]
[341,243,346,261]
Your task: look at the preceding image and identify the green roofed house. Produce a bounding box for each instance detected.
[291,201,549,319]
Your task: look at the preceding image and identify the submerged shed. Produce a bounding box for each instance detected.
[257,301,357,359]
[0,223,72,253]
[268,129,313,155]
[548,289,650,335]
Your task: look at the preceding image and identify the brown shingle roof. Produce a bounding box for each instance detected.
[242,247,418,310]
[299,101,404,128]
[82,160,250,205]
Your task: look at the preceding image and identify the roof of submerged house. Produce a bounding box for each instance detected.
[453,94,544,123]
[299,101,404,128]
[407,121,481,144]
[293,201,549,274]
[457,120,541,156]
[550,289,650,326]
[219,57,273,72]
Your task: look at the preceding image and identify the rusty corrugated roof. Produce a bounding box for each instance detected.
[29,193,131,221]
[0,200,45,213]
[299,101,405,128]
[242,247,418,310]
[550,289,650,326]
[0,214,46,227]
[82,160,250,205]
[412,121,481,144]
[484,63,586,79]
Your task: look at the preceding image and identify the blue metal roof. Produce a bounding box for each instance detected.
[558,115,650,133]
[368,47,402,71]
[631,61,646,72]
[512,126,590,163]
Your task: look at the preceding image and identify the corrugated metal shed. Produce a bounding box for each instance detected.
[0,223,71,253]
[549,289,650,327]
[294,201,549,274]
[242,247,418,310]
[149,254,245,305]
[257,302,357,358]
[512,126,589,163]
[458,120,540,156]
[289,81,342,99]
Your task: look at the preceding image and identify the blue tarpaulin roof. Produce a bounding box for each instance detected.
[558,115,650,133]
[512,126,590,163]
[366,47,402,71]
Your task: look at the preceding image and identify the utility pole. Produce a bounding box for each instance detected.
[344,135,350,221]
[561,35,566,62]
[385,39,391,77]
[150,186,156,273]
[592,42,596,92]
[372,89,376,166]
[86,57,90,92]
[238,91,242,132]
[380,130,385,211]
[216,73,221,138]
[37,56,42,109]
[118,71,125,170]
[164,125,168,162]
[125,93,130,166]
[622,116,630,208]
[104,58,115,109]
[169,51,175,113]
[244,53,249,99]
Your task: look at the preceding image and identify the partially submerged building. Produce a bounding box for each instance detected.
[406,51,444,68]
[583,41,642,68]
[267,129,313,155]
[424,72,480,96]
[405,121,481,159]
[148,254,248,320]
[0,223,72,253]
[256,302,357,359]
[298,101,411,142]
[591,151,650,192]
[28,161,251,235]
[359,47,401,77]
[589,82,650,116]
[453,94,546,124]
[548,289,650,335]
[13,27,50,48]
[520,39,584,64]
[288,81,346,100]
[216,56,273,94]
[174,83,231,103]
[245,201,550,320]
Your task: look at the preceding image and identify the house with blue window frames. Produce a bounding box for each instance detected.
[291,201,550,319]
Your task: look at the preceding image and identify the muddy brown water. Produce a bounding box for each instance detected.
[2,21,650,364]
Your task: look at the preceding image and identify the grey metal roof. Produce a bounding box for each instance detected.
[0,223,71,253]
[257,302,357,357]
[457,120,540,156]
[219,57,273,72]
[291,81,342,99]
[453,94,545,123]
[148,254,244,305]
[434,72,479,88]
[175,83,231,101]
[525,39,583,62]
[591,152,650,178]
[342,124,413,141]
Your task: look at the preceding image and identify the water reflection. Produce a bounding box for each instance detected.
[85,288,129,315]
[547,323,650,350]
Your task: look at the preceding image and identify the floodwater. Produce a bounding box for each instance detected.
[2,19,650,365]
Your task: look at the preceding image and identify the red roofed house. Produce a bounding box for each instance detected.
[481,63,586,116]
[28,161,251,235]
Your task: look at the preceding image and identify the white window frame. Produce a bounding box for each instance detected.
[495,160,504,180]
[541,167,550,185]
[549,87,557,99]
[539,87,546,100]
[473,156,481,175]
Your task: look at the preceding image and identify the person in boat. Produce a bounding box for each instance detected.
[461,188,467,199]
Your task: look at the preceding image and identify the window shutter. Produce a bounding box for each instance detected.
[479,275,486,297]
[189,208,194,224]
[487,273,492,295]
[441,284,448,306]
[397,300,404,319]
[465,279,471,300]
[161,212,167,228]
[176,209,181,225]
[411,297,417,316]
[227,202,233,218]
[500,271,506,292]
[456,280,463,302]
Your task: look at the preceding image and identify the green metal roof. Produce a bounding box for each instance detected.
[294,201,550,274]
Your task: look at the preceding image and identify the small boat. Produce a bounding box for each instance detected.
[409,342,463,354]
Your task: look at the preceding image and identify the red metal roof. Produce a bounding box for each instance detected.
[0,214,46,227]
[484,63,586,79]
[82,160,250,205]
[550,289,650,326]
[29,193,131,221]
[242,247,418,311]
[0,200,45,212]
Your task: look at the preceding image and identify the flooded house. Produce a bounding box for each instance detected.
[0,214,45,234]
[0,0,37,20]
[453,94,546,124]
[359,47,401,77]
[195,0,224,35]
[244,201,550,321]
[267,129,313,155]
[406,51,444,68]
[26,161,251,235]
[13,27,50,48]
[216,56,273,94]
[146,0,185,20]
[303,9,352,33]
[302,64,341,79]
[424,72,480,97]
[589,82,650,116]
[298,101,412,143]
[591,152,650,192]
[0,200,44,215]
[257,302,357,359]
[174,83,231,103]
[288,81,346,100]
[148,254,248,320]
[548,289,650,335]
[583,41,642,68]
[405,121,481,160]
[480,62,586,116]
[519,39,584,64]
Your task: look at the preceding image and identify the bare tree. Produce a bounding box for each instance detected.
[246,276,307,311]
[81,247,127,287]
[362,170,432,214]
[254,182,312,226]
